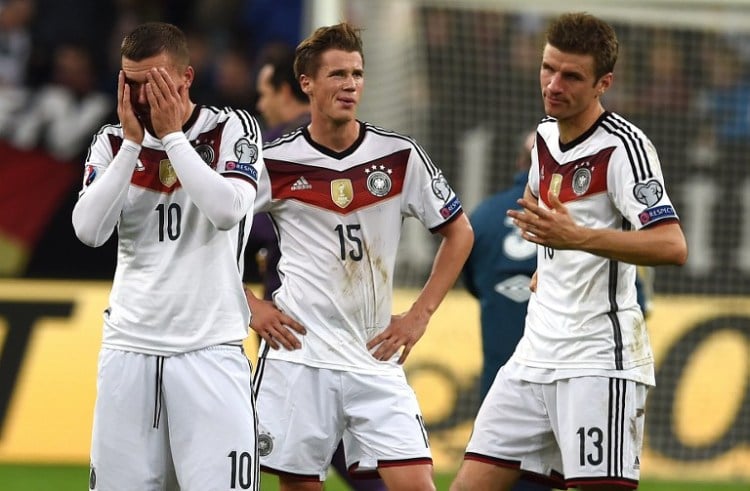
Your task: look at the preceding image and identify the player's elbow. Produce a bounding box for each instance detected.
[211,210,244,231]
[657,235,687,266]
[73,224,109,248]
[72,211,110,247]
[667,228,688,266]
[670,241,688,266]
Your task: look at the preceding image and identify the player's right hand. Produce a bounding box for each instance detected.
[247,294,306,351]
[118,70,144,144]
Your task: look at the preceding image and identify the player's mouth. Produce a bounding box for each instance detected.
[544,96,566,110]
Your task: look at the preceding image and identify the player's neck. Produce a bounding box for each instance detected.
[308,118,360,152]
[558,103,605,144]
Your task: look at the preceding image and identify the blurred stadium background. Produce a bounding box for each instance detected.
[0,0,748,489]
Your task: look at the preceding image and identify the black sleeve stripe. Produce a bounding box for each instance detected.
[365,123,440,178]
[235,216,246,268]
[601,114,653,183]
[263,128,305,150]
[601,118,641,182]
[232,108,258,141]
[609,113,653,180]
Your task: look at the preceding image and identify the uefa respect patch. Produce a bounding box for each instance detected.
[638,204,676,225]
[225,161,258,182]
[440,195,462,218]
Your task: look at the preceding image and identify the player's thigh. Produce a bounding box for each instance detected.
[90,349,172,490]
[277,477,324,491]
[163,345,258,491]
[255,359,342,480]
[377,463,435,491]
[342,371,431,474]
[549,377,647,489]
[464,363,562,484]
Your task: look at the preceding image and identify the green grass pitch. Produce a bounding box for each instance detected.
[0,464,747,491]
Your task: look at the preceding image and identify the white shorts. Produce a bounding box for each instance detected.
[90,346,258,491]
[465,360,647,489]
[254,359,432,480]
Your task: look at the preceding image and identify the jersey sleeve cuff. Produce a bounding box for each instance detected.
[121,139,142,153]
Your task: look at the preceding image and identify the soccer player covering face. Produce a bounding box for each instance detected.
[72,22,263,490]
[450,12,687,491]
[246,22,474,491]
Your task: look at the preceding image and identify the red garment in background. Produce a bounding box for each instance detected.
[0,140,79,274]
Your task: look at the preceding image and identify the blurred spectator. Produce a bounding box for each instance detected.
[0,0,33,86]
[5,42,114,161]
[0,0,33,133]
[633,30,693,182]
[27,0,116,88]
[254,44,309,139]
[244,44,309,296]
[639,31,691,112]
[240,0,303,63]
[183,27,216,104]
[211,44,257,110]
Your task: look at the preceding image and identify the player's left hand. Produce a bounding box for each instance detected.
[146,67,187,138]
[507,191,586,250]
[245,290,306,351]
[366,310,429,364]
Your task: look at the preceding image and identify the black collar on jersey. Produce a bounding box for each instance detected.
[181,104,201,133]
[558,111,610,153]
[302,120,366,159]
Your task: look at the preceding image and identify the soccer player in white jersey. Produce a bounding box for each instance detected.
[72,23,263,491]
[451,12,688,491]
[245,22,474,491]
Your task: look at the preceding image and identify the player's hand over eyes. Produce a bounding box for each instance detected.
[247,295,306,351]
[366,309,429,364]
[146,68,186,138]
[117,71,144,144]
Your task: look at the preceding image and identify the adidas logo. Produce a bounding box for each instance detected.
[291,176,312,191]
[633,456,640,470]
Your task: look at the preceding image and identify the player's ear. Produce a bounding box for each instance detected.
[299,74,313,95]
[184,66,195,88]
[597,72,613,95]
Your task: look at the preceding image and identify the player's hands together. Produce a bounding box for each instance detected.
[367,309,429,364]
[246,292,306,350]
[117,70,144,143]
[507,191,586,250]
[146,67,187,138]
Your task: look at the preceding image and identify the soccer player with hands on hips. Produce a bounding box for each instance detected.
[246,22,474,491]
[73,22,263,490]
[451,12,687,491]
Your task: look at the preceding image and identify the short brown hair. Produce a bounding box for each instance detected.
[546,12,618,81]
[121,22,190,68]
[294,22,364,79]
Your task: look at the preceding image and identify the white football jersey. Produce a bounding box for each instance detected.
[80,106,263,355]
[257,122,463,374]
[513,112,679,385]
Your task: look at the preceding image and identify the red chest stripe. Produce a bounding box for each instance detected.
[537,137,614,207]
[109,127,223,195]
[266,149,410,214]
